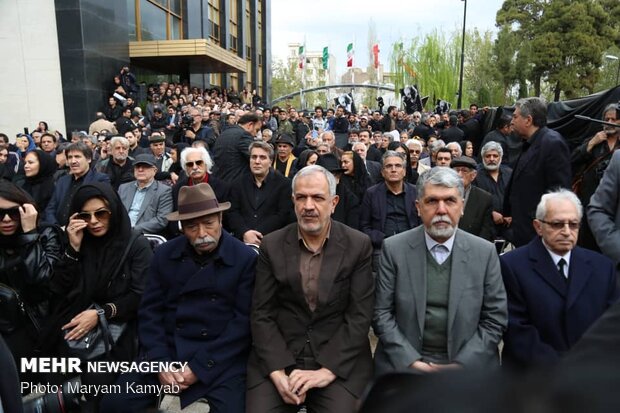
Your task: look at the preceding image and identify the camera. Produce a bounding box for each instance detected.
[180,114,193,129]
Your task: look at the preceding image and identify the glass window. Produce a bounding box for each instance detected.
[170,0,181,15]
[140,0,167,41]
[127,0,137,41]
[171,16,181,40]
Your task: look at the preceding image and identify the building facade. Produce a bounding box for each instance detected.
[1,0,271,137]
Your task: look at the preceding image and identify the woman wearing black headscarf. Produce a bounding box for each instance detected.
[15,149,57,211]
[0,181,62,383]
[340,150,372,203]
[44,182,152,403]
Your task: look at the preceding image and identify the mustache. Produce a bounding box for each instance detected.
[192,235,217,248]
[431,216,452,225]
[301,212,319,218]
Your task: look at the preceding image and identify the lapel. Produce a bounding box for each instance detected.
[378,183,388,227]
[136,182,156,221]
[447,230,470,331]
[567,247,592,309]
[404,183,418,226]
[407,227,428,334]
[513,130,542,180]
[530,237,568,297]
[317,222,346,310]
[283,225,307,308]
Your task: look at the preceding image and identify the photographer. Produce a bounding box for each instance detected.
[177,108,216,149]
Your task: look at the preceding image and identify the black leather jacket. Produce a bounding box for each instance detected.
[0,226,63,325]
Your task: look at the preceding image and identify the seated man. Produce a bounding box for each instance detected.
[451,156,494,241]
[360,150,420,271]
[228,141,293,245]
[373,167,507,374]
[247,165,374,412]
[500,189,618,369]
[101,183,257,412]
[118,153,173,236]
[96,136,135,190]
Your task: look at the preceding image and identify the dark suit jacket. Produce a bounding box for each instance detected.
[43,168,111,226]
[459,186,494,241]
[366,160,382,184]
[360,182,420,249]
[247,221,374,397]
[211,125,253,183]
[500,237,618,368]
[138,231,257,407]
[227,170,293,239]
[504,127,571,246]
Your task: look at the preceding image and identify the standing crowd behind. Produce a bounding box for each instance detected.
[0,68,619,413]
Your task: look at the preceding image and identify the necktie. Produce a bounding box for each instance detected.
[558,258,567,282]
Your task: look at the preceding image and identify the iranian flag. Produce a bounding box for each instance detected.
[346,43,354,67]
[298,45,305,69]
[372,44,380,69]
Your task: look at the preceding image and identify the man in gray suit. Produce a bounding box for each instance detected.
[373,167,507,375]
[118,153,173,236]
[588,150,620,279]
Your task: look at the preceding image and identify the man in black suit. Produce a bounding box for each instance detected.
[352,141,382,184]
[440,115,465,144]
[503,97,571,247]
[228,141,293,245]
[247,165,374,412]
[451,156,494,241]
[212,112,262,183]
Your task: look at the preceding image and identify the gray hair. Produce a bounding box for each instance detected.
[406,139,423,150]
[352,141,367,151]
[515,97,547,127]
[180,146,214,173]
[382,132,394,143]
[430,139,446,153]
[292,165,337,197]
[446,142,462,157]
[249,141,275,161]
[417,167,464,199]
[602,103,618,117]
[481,141,504,158]
[109,136,129,148]
[319,130,335,141]
[382,150,406,167]
[535,189,583,221]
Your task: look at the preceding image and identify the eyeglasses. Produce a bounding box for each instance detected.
[539,220,580,231]
[0,207,21,221]
[76,209,111,222]
[185,160,205,168]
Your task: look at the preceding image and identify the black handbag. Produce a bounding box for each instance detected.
[0,282,40,334]
[64,233,138,360]
[65,303,127,360]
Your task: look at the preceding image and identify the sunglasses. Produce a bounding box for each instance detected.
[0,207,21,221]
[76,209,111,222]
[539,220,580,231]
[185,160,204,168]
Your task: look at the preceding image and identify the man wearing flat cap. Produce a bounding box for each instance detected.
[451,156,494,241]
[102,183,257,412]
[118,153,173,236]
[273,134,298,178]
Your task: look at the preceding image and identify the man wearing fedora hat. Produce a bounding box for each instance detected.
[103,183,257,412]
[247,165,374,412]
[273,134,298,178]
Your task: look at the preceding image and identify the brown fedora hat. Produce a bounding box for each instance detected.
[166,183,230,221]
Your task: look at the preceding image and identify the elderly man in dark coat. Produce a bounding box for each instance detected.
[102,183,257,412]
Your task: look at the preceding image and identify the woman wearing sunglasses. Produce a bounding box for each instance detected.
[0,181,62,382]
[43,182,152,406]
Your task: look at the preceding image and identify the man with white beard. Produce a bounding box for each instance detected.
[475,141,513,237]
[373,167,507,375]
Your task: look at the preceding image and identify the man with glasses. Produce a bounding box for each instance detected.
[406,139,430,183]
[500,189,618,369]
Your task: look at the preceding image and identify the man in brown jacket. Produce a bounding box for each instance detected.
[247,165,374,412]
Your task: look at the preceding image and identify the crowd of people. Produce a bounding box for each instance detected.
[0,70,619,412]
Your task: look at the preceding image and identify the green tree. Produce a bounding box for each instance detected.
[270,59,302,108]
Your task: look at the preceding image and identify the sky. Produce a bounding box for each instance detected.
[271,0,506,77]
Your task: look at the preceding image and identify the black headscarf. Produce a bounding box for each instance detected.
[20,149,57,211]
[70,183,132,296]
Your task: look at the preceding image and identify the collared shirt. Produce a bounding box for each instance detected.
[128,179,154,226]
[298,223,331,312]
[542,239,572,278]
[424,231,456,265]
[384,184,410,237]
